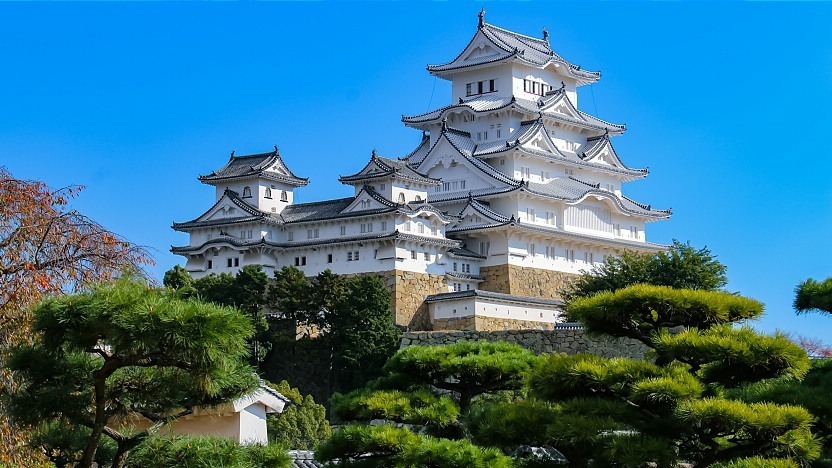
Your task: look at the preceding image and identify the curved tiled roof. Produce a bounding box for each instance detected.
[425,289,564,307]
[173,189,270,231]
[427,21,600,85]
[402,91,624,135]
[199,149,309,187]
[447,246,487,259]
[523,178,670,218]
[445,271,485,281]
[447,219,668,252]
[171,230,461,256]
[339,152,439,185]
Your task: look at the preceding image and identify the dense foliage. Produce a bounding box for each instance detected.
[0,167,150,466]
[319,280,816,466]
[318,341,539,465]
[125,435,290,468]
[167,265,401,404]
[795,277,832,315]
[266,380,331,450]
[6,279,258,468]
[561,240,728,302]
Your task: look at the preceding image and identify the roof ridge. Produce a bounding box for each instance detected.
[289,196,355,208]
[483,22,551,51]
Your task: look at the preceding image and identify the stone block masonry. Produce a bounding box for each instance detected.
[479,264,577,300]
[371,270,446,330]
[400,324,649,360]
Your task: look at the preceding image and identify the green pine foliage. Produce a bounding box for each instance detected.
[561,240,728,302]
[383,341,539,413]
[795,277,832,314]
[332,388,460,431]
[125,435,290,468]
[315,425,512,468]
[265,380,331,450]
[653,325,810,387]
[6,279,258,468]
[708,456,800,468]
[567,284,763,345]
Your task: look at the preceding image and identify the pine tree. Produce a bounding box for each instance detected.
[6,279,258,468]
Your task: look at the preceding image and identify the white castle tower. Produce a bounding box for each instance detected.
[172,12,669,331]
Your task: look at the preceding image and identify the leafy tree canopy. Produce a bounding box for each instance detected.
[0,167,151,466]
[562,240,728,302]
[265,380,331,450]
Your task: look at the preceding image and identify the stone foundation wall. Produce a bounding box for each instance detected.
[479,264,577,300]
[399,325,648,359]
[347,270,444,331]
[432,315,560,332]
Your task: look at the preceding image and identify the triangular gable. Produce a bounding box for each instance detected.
[341,187,394,214]
[193,191,261,223]
[581,136,633,171]
[539,91,584,122]
[416,132,518,192]
[451,199,510,230]
[516,121,564,156]
[447,29,513,68]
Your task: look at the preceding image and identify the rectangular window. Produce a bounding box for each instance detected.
[546,211,555,225]
[541,170,550,181]
[361,224,366,233]
[374,249,378,259]
[528,243,536,256]
[453,262,458,272]
[478,81,483,94]
[464,264,471,273]
[411,250,417,260]
[380,183,386,190]
[521,167,530,179]
[288,231,294,241]
[476,132,482,141]
[489,79,495,92]
[630,226,639,238]
[496,129,501,138]
[500,159,505,166]
[424,252,430,261]
[340,226,346,236]
[466,83,472,96]
[565,168,574,176]
[567,249,576,262]
[354,251,359,261]
[234,258,239,267]
[480,241,490,256]
[227,258,233,268]
[307,229,319,239]
[526,207,535,221]
[418,224,424,234]
[381,221,387,231]
[615,223,621,235]
[207,260,212,269]
[327,254,333,263]
[347,252,353,261]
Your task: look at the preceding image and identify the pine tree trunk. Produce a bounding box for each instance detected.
[79,372,108,468]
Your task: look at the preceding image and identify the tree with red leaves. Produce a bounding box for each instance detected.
[0,166,151,466]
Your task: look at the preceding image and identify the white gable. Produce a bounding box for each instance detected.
[416,138,509,195]
[341,189,390,213]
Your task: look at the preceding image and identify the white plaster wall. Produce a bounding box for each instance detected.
[238,404,268,445]
[511,65,578,105]
[429,296,563,323]
[450,64,514,102]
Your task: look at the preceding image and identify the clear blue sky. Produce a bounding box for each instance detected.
[3,2,831,339]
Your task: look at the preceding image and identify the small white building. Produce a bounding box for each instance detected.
[123,384,289,446]
[171,11,670,331]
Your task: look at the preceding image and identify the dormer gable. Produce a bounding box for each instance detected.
[340,186,397,214]
[581,134,647,176]
[172,189,265,232]
[415,126,519,197]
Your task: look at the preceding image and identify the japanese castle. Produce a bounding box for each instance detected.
[172,11,670,331]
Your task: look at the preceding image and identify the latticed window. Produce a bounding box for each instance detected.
[281,191,288,202]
